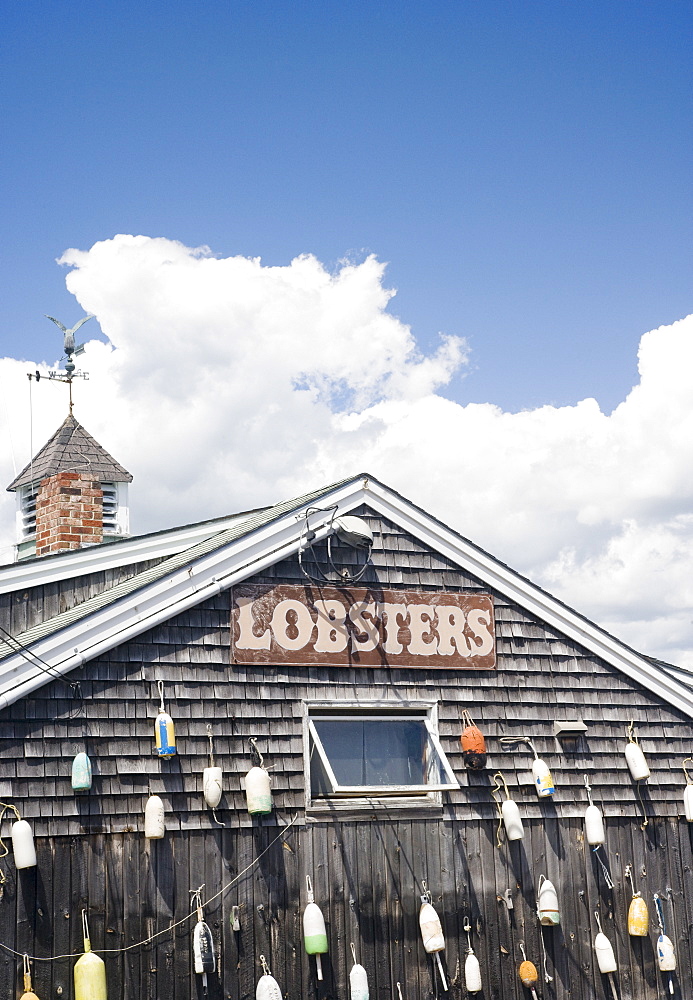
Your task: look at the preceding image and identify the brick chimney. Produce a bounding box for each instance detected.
[7,415,132,560]
[35,471,104,556]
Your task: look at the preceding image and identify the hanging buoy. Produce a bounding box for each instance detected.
[518,943,539,1000]
[683,759,693,821]
[628,895,649,936]
[144,795,165,839]
[191,886,215,994]
[74,909,107,1000]
[303,875,328,981]
[532,756,555,797]
[418,882,448,991]
[203,725,223,811]
[537,875,560,926]
[584,776,605,846]
[0,803,38,870]
[245,739,272,815]
[349,942,369,1000]
[654,894,676,995]
[72,751,92,792]
[490,772,524,844]
[11,817,37,870]
[463,916,482,993]
[625,721,649,781]
[154,680,176,758]
[203,767,222,809]
[593,912,619,1000]
[593,912,617,973]
[502,799,524,840]
[460,710,487,770]
[256,956,282,1000]
[625,864,648,936]
[499,737,554,798]
[20,954,40,1000]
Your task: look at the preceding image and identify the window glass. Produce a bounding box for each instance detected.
[307,706,458,800]
[313,719,426,786]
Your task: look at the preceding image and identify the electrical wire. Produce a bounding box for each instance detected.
[0,813,298,963]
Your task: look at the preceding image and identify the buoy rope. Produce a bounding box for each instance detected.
[593,847,614,890]
[0,812,298,963]
[626,720,639,745]
[683,757,693,785]
[635,780,649,830]
[0,802,22,885]
[461,709,475,729]
[500,735,538,759]
[489,771,510,847]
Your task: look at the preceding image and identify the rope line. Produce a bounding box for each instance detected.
[0,813,298,963]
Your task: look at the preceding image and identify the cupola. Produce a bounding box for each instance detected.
[6,415,132,560]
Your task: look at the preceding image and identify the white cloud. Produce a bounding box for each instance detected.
[0,235,691,667]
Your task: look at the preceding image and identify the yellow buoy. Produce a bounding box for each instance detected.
[627,895,649,937]
[74,910,107,1000]
[20,954,40,1000]
[154,680,176,758]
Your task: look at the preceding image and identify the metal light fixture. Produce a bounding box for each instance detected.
[297,506,373,584]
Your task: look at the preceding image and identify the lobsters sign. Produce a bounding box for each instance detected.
[230,585,496,669]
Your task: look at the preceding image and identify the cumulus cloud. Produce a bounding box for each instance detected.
[0,235,691,668]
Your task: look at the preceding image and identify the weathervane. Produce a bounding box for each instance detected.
[28,315,93,414]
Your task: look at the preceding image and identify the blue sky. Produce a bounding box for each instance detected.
[2,1,690,412]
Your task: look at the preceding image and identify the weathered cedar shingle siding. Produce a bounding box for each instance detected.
[0,510,690,999]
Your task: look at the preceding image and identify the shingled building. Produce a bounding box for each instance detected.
[0,467,691,1000]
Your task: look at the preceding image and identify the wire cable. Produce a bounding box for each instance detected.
[0,813,298,963]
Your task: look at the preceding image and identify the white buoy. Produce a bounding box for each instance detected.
[303,875,328,981]
[11,818,37,869]
[594,912,617,974]
[537,875,560,927]
[625,723,650,780]
[684,783,693,822]
[683,759,693,821]
[491,772,524,843]
[585,804,605,845]
[463,917,482,993]
[418,885,448,991]
[584,776,605,845]
[532,757,555,797]
[203,767,222,809]
[593,912,619,1000]
[349,942,369,1000]
[203,726,223,811]
[502,798,525,841]
[245,739,272,815]
[256,956,283,1000]
[144,795,165,839]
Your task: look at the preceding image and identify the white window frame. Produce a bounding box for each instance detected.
[304,701,459,808]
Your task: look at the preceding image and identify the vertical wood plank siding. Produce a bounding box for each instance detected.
[0,509,690,998]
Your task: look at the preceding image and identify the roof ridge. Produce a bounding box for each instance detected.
[0,472,362,660]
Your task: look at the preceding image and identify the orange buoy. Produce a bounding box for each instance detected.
[518,944,539,1000]
[519,960,538,987]
[461,711,487,770]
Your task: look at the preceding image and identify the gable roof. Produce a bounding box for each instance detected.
[0,473,692,718]
[7,414,132,491]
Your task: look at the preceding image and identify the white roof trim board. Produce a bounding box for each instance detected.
[0,510,260,595]
[1,474,692,719]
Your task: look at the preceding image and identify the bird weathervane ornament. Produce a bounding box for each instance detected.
[28,315,93,414]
